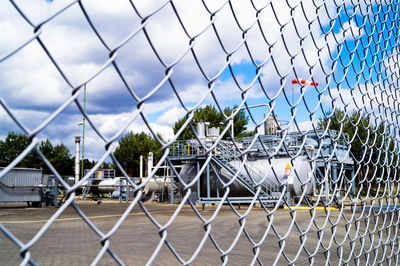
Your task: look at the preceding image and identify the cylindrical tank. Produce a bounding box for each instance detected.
[208,127,220,138]
[232,156,314,196]
[143,177,170,195]
[179,156,314,199]
[97,178,125,193]
[179,163,248,199]
[76,178,125,195]
[196,122,206,138]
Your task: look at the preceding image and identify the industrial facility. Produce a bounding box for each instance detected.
[0,116,354,208]
[168,117,355,206]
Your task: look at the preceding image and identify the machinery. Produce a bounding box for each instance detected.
[169,121,354,205]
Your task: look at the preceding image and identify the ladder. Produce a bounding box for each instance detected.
[81,179,93,200]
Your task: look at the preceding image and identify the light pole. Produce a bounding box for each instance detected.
[80,84,87,179]
[75,122,84,183]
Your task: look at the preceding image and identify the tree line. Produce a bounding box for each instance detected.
[0,105,253,178]
[5,106,386,181]
[0,132,74,175]
[114,105,254,176]
[317,109,396,162]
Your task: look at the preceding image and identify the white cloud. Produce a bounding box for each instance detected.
[290,120,316,133]
[0,0,367,160]
[321,82,399,122]
[156,107,187,126]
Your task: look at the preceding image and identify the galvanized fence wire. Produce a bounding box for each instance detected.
[1,0,400,264]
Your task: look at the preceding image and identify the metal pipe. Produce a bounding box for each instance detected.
[74,136,81,184]
[148,152,153,177]
[140,155,143,182]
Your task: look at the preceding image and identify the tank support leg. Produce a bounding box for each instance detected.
[351,170,355,196]
[119,178,123,203]
[126,178,129,203]
[207,164,210,199]
[197,161,200,202]
[170,168,174,204]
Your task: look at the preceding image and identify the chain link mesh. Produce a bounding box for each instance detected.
[1,0,400,264]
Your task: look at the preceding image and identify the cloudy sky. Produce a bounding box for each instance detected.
[0,0,398,160]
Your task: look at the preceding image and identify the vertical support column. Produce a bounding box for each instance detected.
[53,177,58,206]
[351,170,355,196]
[139,155,143,183]
[216,176,220,199]
[125,178,129,203]
[326,144,333,200]
[197,161,200,201]
[148,152,153,178]
[332,164,338,183]
[119,178,123,203]
[207,163,210,199]
[325,165,329,200]
[170,167,174,204]
[332,163,338,197]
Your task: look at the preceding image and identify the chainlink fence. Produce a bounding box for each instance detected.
[1,0,400,265]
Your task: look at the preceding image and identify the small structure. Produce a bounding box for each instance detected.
[0,168,53,206]
[264,114,281,135]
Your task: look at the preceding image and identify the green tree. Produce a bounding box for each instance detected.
[82,159,97,170]
[0,132,74,175]
[317,109,375,160]
[113,132,163,177]
[318,109,396,195]
[223,106,251,138]
[0,132,30,167]
[50,144,74,175]
[173,105,251,140]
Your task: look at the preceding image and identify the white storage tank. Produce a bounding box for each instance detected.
[179,156,314,198]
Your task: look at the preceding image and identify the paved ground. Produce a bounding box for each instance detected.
[0,200,393,265]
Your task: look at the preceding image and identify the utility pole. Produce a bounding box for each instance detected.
[81,84,86,179]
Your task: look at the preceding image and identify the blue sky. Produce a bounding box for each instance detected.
[0,0,398,161]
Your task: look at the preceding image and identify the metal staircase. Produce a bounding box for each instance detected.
[81,180,92,200]
[213,141,281,201]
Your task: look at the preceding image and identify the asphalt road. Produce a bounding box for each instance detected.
[0,200,395,265]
